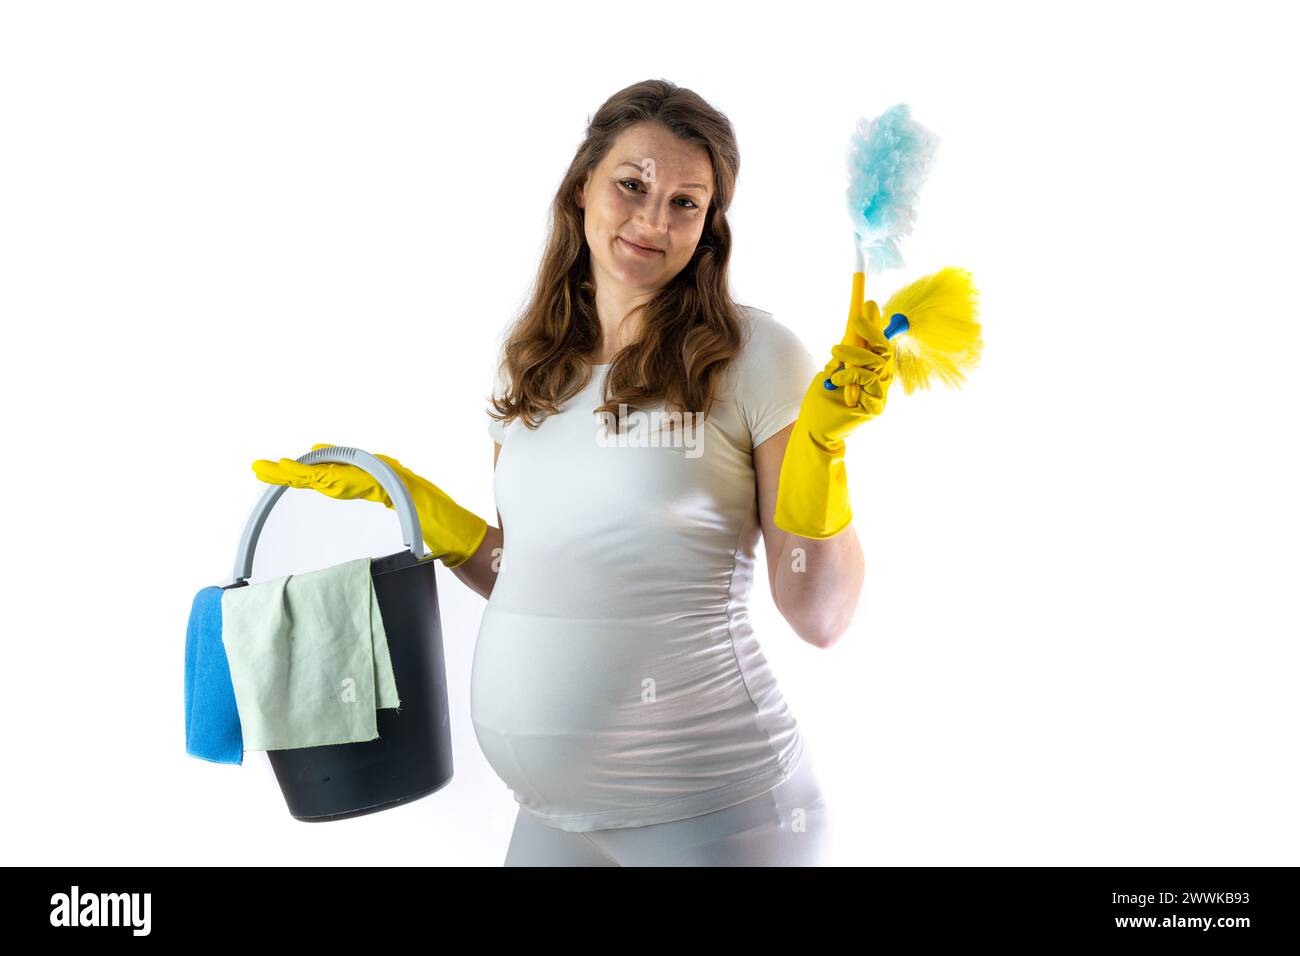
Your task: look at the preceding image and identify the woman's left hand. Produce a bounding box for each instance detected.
[773,286,896,539]
[803,296,896,451]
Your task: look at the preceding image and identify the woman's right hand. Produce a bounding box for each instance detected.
[251,444,489,568]
[252,448,394,505]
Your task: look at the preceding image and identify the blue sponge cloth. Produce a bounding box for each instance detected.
[184,585,244,765]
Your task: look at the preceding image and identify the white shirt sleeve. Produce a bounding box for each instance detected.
[735,308,822,450]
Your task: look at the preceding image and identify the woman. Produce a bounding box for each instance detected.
[254,79,894,866]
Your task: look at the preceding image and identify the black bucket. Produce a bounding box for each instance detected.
[228,446,454,821]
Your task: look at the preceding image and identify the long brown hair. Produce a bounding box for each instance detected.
[487,78,745,435]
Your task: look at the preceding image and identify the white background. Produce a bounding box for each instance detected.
[2,0,1296,866]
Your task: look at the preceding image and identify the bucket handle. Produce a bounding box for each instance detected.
[232,445,428,584]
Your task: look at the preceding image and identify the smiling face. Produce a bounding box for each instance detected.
[576,121,714,297]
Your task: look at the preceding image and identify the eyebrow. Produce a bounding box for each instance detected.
[617,161,711,194]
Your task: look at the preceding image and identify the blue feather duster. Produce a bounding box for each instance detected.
[846,103,940,274]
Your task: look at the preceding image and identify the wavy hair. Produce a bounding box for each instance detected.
[487,78,746,436]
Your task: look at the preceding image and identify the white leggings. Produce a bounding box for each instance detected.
[503,750,832,866]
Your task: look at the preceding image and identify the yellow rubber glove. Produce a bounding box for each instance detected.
[251,444,489,568]
[773,272,895,539]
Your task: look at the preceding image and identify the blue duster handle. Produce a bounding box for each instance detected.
[824,313,909,390]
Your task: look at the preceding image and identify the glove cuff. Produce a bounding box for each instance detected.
[383,468,490,567]
[440,514,488,569]
[773,420,852,539]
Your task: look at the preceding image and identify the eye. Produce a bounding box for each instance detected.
[619,179,700,210]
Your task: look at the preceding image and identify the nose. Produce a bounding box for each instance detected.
[635,196,672,236]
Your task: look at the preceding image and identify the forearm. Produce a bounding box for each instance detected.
[448,523,504,601]
[772,522,864,648]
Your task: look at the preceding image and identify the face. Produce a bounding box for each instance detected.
[576,122,714,296]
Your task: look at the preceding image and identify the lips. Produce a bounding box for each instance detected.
[621,237,662,254]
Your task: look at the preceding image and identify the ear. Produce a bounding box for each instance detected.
[576,169,590,209]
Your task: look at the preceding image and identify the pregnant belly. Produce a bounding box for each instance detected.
[470,606,787,817]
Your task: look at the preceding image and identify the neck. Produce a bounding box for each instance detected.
[590,272,655,362]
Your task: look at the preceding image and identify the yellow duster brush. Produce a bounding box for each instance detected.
[774,105,983,541]
[874,265,982,394]
[826,105,982,403]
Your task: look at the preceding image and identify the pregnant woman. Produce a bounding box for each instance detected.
[253,78,894,866]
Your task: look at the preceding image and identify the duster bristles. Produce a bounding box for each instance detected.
[881,266,982,394]
[846,103,940,274]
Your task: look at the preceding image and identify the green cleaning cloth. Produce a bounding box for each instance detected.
[220,556,400,751]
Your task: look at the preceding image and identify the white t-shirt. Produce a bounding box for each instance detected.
[474,305,822,831]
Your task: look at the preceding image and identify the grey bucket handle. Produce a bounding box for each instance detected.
[233,445,428,584]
